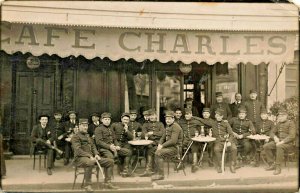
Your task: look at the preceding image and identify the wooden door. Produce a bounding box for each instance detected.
[14,71,54,154]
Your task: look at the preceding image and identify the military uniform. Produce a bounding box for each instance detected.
[244,99,264,128]
[31,122,55,174]
[153,120,183,180]
[229,117,255,160]
[128,121,142,133]
[263,119,296,174]
[71,131,114,188]
[211,102,232,120]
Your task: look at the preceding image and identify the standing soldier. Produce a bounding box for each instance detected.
[211,92,232,120]
[179,108,203,173]
[244,89,265,129]
[88,112,100,138]
[31,114,55,175]
[95,112,132,177]
[185,98,200,117]
[52,110,65,159]
[174,107,184,125]
[152,111,183,181]
[229,107,255,165]
[63,110,78,165]
[138,109,150,124]
[111,113,134,177]
[211,109,237,173]
[263,108,296,175]
[140,110,165,177]
[71,118,117,191]
[230,93,244,118]
[128,110,142,133]
[252,109,274,167]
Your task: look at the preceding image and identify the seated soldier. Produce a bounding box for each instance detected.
[263,108,296,175]
[252,109,274,167]
[140,109,164,177]
[179,108,204,173]
[71,118,117,191]
[111,113,134,177]
[152,111,183,181]
[211,109,237,173]
[31,114,55,175]
[229,107,255,165]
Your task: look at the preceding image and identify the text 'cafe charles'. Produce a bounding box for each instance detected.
[0,2,298,154]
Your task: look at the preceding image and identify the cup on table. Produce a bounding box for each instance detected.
[137,132,142,140]
[145,133,149,140]
[195,131,199,137]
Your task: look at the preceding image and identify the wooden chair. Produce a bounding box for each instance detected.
[72,164,100,190]
[32,145,47,171]
[166,145,186,176]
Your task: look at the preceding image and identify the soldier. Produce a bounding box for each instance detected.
[230,93,244,118]
[252,109,274,167]
[31,114,55,175]
[263,108,296,175]
[128,110,142,133]
[138,109,150,125]
[211,109,237,173]
[88,112,100,138]
[229,107,255,165]
[179,108,203,173]
[111,113,134,177]
[174,107,184,125]
[244,89,265,129]
[52,110,65,159]
[210,92,232,120]
[185,98,200,117]
[71,118,117,191]
[63,110,78,165]
[140,109,165,177]
[151,111,183,181]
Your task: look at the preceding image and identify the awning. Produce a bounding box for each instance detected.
[1,2,299,66]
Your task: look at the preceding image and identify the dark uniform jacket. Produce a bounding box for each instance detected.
[211,120,234,143]
[141,121,164,143]
[31,124,55,145]
[71,131,99,160]
[256,119,274,136]
[270,120,296,144]
[159,122,183,148]
[63,120,78,137]
[179,117,204,145]
[229,101,244,118]
[111,122,134,146]
[244,100,264,124]
[88,122,100,137]
[210,102,232,120]
[128,121,142,132]
[229,117,255,137]
[175,118,185,126]
[94,124,119,150]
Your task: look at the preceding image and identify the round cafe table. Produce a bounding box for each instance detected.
[128,139,153,174]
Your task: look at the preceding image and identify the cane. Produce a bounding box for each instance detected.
[221,134,229,174]
[95,159,105,179]
[177,140,193,170]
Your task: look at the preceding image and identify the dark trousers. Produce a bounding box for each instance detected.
[236,138,253,157]
[65,142,72,161]
[154,146,177,175]
[75,157,114,185]
[263,141,293,165]
[214,141,237,166]
[35,144,54,169]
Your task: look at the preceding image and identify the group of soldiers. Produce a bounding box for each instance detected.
[31,89,296,191]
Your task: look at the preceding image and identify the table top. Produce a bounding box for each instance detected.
[128,140,154,146]
[191,136,216,142]
[247,134,270,140]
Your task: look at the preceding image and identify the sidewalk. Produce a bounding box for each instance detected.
[1,155,299,192]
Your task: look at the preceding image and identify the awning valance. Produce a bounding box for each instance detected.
[1,1,299,31]
[1,23,297,66]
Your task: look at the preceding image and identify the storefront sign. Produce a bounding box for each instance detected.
[1,23,296,66]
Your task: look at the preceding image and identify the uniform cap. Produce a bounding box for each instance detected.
[249,89,257,94]
[148,109,156,115]
[216,92,223,97]
[277,108,288,115]
[238,107,247,113]
[101,112,111,119]
[129,109,137,114]
[165,111,175,118]
[121,112,130,118]
[67,110,77,115]
[79,118,88,125]
[215,108,224,116]
[202,107,210,113]
[184,108,192,114]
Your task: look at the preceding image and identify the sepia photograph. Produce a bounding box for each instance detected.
[0,0,299,192]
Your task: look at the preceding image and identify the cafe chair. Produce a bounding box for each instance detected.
[32,144,47,171]
[284,142,297,171]
[166,145,186,176]
[72,164,100,190]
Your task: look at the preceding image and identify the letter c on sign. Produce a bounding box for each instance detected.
[119,32,141,52]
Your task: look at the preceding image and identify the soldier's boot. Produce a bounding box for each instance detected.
[265,163,276,171]
[208,151,214,167]
[229,162,236,173]
[151,157,164,181]
[120,157,131,177]
[254,154,260,167]
[191,153,199,173]
[273,164,281,175]
[140,155,153,177]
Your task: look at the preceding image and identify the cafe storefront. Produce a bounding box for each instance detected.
[0,2,298,154]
